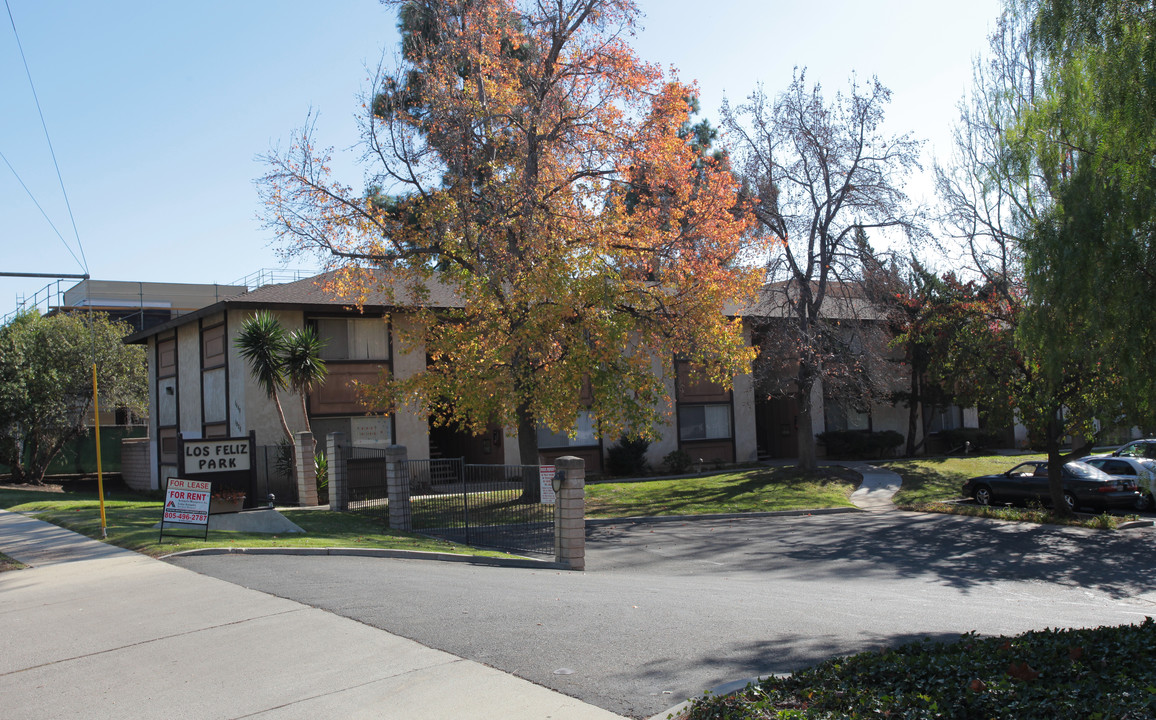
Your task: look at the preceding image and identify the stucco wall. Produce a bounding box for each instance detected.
[391,314,430,460]
[645,357,679,470]
[236,309,307,446]
[732,371,757,462]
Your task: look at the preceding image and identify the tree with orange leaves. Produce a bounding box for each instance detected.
[257,0,762,484]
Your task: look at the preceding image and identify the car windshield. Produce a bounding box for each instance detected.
[1119,442,1156,459]
[1065,461,1110,479]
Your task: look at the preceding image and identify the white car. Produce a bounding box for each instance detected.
[1083,455,1156,510]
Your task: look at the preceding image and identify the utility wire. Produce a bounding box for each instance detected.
[5,0,88,275]
[0,148,84,269]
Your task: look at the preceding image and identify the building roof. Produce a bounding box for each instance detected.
[123,270,462,343]
[124,269,888,344]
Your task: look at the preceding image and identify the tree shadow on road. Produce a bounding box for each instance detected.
[586,512,1156,600]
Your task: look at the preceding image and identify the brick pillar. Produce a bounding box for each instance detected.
[385,445,411,531]
[327,432,349,512]
[554,456,585,571]
[295,431,319,506]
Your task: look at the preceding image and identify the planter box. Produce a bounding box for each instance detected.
[209,497,245,515]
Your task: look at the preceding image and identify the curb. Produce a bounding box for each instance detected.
[1117,519,1155,530]
[161,509,859,567]
[160,546,571,570]
[648,673,789,720]
[585,506,860,528]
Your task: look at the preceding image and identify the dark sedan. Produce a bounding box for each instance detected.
[961,460,1139,512]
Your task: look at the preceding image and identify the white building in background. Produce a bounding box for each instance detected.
[123,271,954,493]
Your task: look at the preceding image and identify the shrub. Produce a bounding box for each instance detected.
[663,449,693,474]
[685,619,1156,720]
[817,430,904,459]
[605,436,650,477]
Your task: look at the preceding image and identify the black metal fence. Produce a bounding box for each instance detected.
[346,446,400,521]
[415,463,553,554]
[346,453,554,555]
[254,445,297,506]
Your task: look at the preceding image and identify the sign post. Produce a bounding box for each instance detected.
[158,478,212,541]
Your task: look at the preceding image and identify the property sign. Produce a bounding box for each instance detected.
[162,478,211,525]
[182,439,251,473]
[539,465,556,505]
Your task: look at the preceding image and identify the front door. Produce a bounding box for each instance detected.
[756,396,799,459]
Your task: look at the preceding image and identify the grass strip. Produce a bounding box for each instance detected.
[586,466,859,518]
[881,454,1046,505]
[904,500,1134,530]
[684,619,1156,719]
[1,487,513,559]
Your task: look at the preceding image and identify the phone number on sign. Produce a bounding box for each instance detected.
[163,511,208,523]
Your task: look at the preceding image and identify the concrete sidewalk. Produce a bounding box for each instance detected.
[845,463,903,512]
[0,509,626,720]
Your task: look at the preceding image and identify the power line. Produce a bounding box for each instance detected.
[4,0,88,275]
[0,149,84,269]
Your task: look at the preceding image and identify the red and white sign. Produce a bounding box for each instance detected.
[539,465,556,505]
[163,478,211,525]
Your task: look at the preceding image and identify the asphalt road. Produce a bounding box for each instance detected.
[170,511,1156,719]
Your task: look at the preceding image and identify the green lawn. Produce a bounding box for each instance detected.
[586,466,860,518]
[881,454,1046,505]
[0,486,512,559]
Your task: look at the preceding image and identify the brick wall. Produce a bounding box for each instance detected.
[121,438,151,491]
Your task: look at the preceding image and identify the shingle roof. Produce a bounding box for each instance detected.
[124,269,887,344]
[123,269,462,343]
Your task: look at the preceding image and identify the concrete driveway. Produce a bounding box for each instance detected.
[170,511,1156,719]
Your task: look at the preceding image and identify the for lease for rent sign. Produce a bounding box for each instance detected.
[163,478,211,525]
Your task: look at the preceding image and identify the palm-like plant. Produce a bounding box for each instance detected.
[235,311,293,444]
[283,326,328,440]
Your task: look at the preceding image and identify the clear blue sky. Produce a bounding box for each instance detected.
[1,0,1000,314]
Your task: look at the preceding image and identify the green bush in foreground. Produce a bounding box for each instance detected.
[684,619,1156,719]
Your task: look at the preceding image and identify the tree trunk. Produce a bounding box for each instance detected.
[516,403,541,503]
[796,372,818,472]
[1046,412,1070,516]
[0,434,27,484]
[298,394,317,457]
[272,392,296,472]
[905,370,921,457]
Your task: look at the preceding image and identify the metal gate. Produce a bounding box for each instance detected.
[348,453,555,555]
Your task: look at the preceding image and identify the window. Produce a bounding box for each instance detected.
[1119,441,1156,460]
[929,406,963,433]
[824,399,869,432]
[315,318,389,361]
[538,410,598,448]
[679,404,731,441]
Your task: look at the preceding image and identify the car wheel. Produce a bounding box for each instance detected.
[974,485,994,506]
[1063,491,1078,512]
[1137,493,1154,512]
